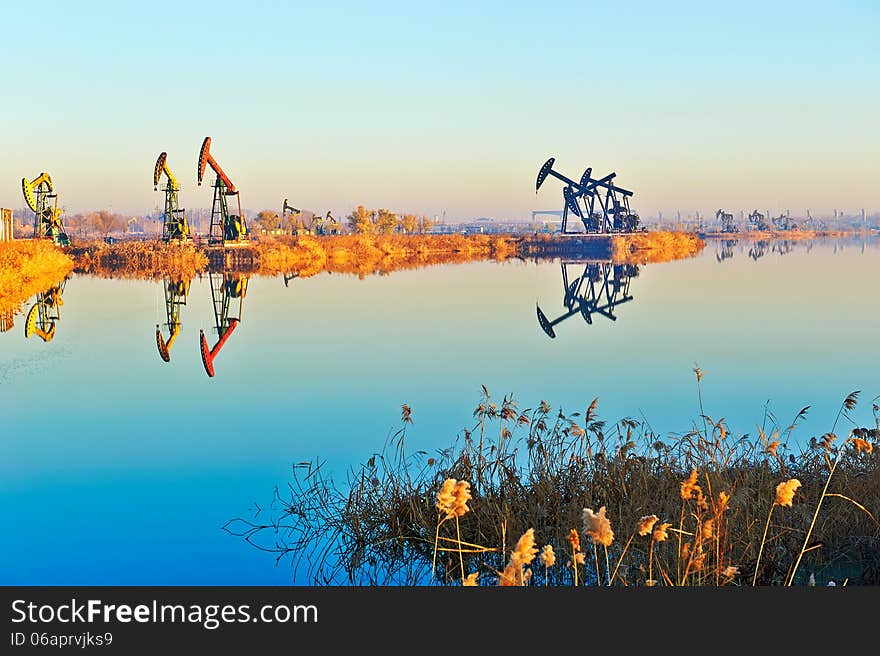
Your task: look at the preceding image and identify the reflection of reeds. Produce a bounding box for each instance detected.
[252,234,519,279]
[50,231,705,283]
[225,383,880,586]
[610,231,705,264]
[0,240,74,313]
[69,240,208,280]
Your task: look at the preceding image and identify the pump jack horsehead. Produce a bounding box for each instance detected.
[198,136,248,246]
[282,198,302,234]
[21,172,71,246]
[154,152,191,242]
[199,271,247,378]
[155,279,191,362]
[716,209,736,233]
[535,158,638,234]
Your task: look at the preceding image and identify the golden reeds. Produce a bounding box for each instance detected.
[753,478,802,585]
[540,544,556,585]
[240,384,880,587]
[638,515,659,536]
[567,528,583,586]
[496,528,538,586]
[433,478,475,584]
[787,427,876,586]
[610,231,705,265]
[0,240,74,313]
[583,506,615,585]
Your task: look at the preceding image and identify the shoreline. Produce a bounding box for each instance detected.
[0,240,74,315]
[64,230,708,280]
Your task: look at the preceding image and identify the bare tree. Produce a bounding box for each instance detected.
[89,210,125,238]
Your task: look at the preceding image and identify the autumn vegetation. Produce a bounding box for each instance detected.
[0,240,73,314]
[69,239,208,280]
[58,230,702,282]
[253,233,518,278]
[5,202,707,292]
[610,231,705,264]
[225,377,879,586]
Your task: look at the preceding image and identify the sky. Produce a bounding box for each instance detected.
[1,1,877,222]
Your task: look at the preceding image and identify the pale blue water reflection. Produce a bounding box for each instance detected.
[1,235,878,584]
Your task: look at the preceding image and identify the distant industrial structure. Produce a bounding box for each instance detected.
[431,217,539,235]
[641,207,878,233]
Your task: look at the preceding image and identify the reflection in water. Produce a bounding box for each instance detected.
[24,278,68,343]
[713,237,823,263]
[1,308,14,334]
[199,271,249,378]
[748,240,768,261]
[3,234,880,586]
[536,261,637,338]
[155,279,191,362]
[715,239,737,262]
[772,240,794,257]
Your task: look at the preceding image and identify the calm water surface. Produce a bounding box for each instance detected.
[2,235,878,584]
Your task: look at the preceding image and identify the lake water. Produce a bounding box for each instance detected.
[2,234,878,584]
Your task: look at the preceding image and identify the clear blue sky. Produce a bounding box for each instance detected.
[2,0,877,221]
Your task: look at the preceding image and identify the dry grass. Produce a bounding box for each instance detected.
[610,231,705,264]
[0,239,74,314]
[38,231,703,283]
[69,239,208,280]
[225,381,879,587]
[252,233,519,279]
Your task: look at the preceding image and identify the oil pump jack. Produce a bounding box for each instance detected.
[536,261,637,338]
[535,158,638,234]
[323,211,342,235]
[21,172,70,246]
[748,210,771,232]
[282,198,302,234]
[153,152,191,242]
[771,212,797,231]
[199,270,248,377]
[155,278,191,362]
[24,278,68,343]
[198,137,248,246]
[716,209,737,233]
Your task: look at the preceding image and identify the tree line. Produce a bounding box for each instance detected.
[253,206,435,236]
[11,205,438,239]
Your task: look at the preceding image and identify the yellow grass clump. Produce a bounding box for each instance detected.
[69,240,208,280]
[252,233,520,279]
[610,230,705,264]
[0,239,74,315]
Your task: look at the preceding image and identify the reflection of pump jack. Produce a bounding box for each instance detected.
[154,152,191,242]
[772,240,794,256]
[22,172,71,246]
[748,240,768,261]
[536,261,637,338]
[155,279,191,362]
[716,239,737,262]
[199,271,248,377]
[24,278,68,342]
[198,137,248,246]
